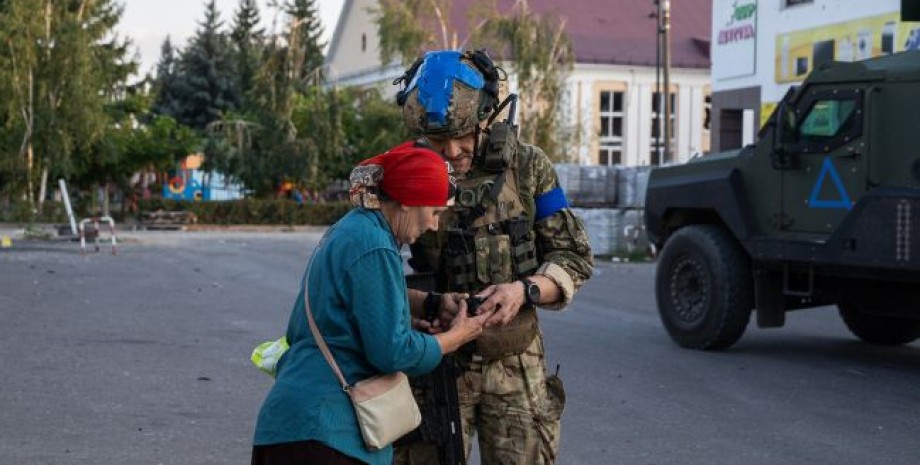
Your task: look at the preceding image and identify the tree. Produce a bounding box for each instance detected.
[336,88,406,175]
[0,0,138,207]
[172,0,240,131]
[230,0,264,106]
[474,0,575,160]
[283,0,325,88]
[372,0,472,66]
[151,37,183,118]
[208,0,329,197]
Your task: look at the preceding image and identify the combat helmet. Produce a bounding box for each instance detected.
[395,50,501,138]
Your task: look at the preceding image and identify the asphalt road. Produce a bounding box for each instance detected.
[1,230,919,464]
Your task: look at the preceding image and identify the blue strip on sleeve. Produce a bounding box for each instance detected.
[534,187,569,221]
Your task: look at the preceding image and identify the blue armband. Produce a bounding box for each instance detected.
[534,187,569,221]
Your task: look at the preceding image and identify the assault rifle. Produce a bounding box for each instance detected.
[399,272,465,465]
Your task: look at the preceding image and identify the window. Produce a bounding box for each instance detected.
[790,88,864,154]
[598,90,625,165]
[599,148,622,166]
[361,33,367,52]
[651,91,677,163]
[784,0,813,7]
[799,99,857,138]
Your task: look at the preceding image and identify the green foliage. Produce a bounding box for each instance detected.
[473,0,575,161]
[151,37,184,118]
[0,0,138,206]
[206,1,403,198]
[230,0,265,108]
[0,199,69,224]
[337,88,408,170]
[0,0,410,210]
[169,0,241,130]
[137,198,350,225]
[371,0,456,65]
[283,0,326,87]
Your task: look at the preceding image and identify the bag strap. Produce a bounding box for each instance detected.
[301,224,351,392]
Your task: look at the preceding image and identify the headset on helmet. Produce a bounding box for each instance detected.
[395,49,503,138]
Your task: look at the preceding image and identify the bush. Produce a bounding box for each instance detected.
[0,200,70,224]
[137,198,351,226]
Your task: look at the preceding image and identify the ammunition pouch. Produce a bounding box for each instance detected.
[474,306,538,359]
[507,216,538,278]
[478,122,517,173]
[445,228,477,291]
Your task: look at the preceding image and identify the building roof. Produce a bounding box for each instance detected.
[450,0,711,69]
[326,0,712,74]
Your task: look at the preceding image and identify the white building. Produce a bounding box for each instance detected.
[710,0,917,151]
[325,0,714,166]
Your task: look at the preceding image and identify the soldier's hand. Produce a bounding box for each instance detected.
[477,282,526,327]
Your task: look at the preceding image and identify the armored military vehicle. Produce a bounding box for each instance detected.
[645,50,920,350]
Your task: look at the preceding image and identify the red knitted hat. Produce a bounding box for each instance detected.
[358,141,451,206]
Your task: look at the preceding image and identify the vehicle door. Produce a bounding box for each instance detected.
[781,86,867,236]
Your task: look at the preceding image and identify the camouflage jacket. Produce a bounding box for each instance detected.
[410,143,593,309]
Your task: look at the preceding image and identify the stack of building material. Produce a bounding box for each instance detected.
[141,210,198,230]
[555,164,618,207]
[571,208,622,256]
[615,166,652,208]
[560,164,654,258]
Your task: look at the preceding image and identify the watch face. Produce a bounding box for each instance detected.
[524,279,540,304]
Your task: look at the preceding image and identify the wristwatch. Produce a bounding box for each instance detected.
[519,278,541,307]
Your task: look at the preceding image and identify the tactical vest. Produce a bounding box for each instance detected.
[413,146,541,359]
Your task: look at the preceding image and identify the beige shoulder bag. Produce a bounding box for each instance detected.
[303,271,421,451]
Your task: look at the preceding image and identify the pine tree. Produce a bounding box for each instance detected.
[173,0,240,131]
[283,0,325,88]
[152,37,183,118]
[230,0,264,107]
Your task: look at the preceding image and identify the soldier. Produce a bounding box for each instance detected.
[396,49,594,465]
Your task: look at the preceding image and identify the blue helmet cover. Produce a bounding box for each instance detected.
[405,51,485,130]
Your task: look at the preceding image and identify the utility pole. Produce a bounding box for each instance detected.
[662,0,672,164]
[653,0,661,166]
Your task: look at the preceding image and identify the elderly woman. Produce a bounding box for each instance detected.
[252,142,488,465]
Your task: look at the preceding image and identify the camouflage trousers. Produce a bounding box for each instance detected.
[394,333,566,465]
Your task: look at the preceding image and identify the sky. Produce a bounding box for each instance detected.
[116,0,345,78]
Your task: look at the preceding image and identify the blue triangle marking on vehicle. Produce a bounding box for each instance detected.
[807,156,852,210]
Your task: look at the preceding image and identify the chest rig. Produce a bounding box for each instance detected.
[439,164,539,293]
[418,131,542,359]
[436,99,539,293]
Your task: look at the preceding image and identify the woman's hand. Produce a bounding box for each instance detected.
[434,299,491,355]
[422,292,467,334]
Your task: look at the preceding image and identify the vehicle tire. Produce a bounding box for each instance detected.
[655,225,753,350]
[837,304,920,345]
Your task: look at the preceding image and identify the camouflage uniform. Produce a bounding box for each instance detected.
[397,143,594,465]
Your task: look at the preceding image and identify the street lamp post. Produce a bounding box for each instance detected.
[654,0,661,166]
[662,0,672,165]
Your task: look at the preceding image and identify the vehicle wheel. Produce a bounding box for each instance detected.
[838,304,920,345]
[655,225,753,350]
